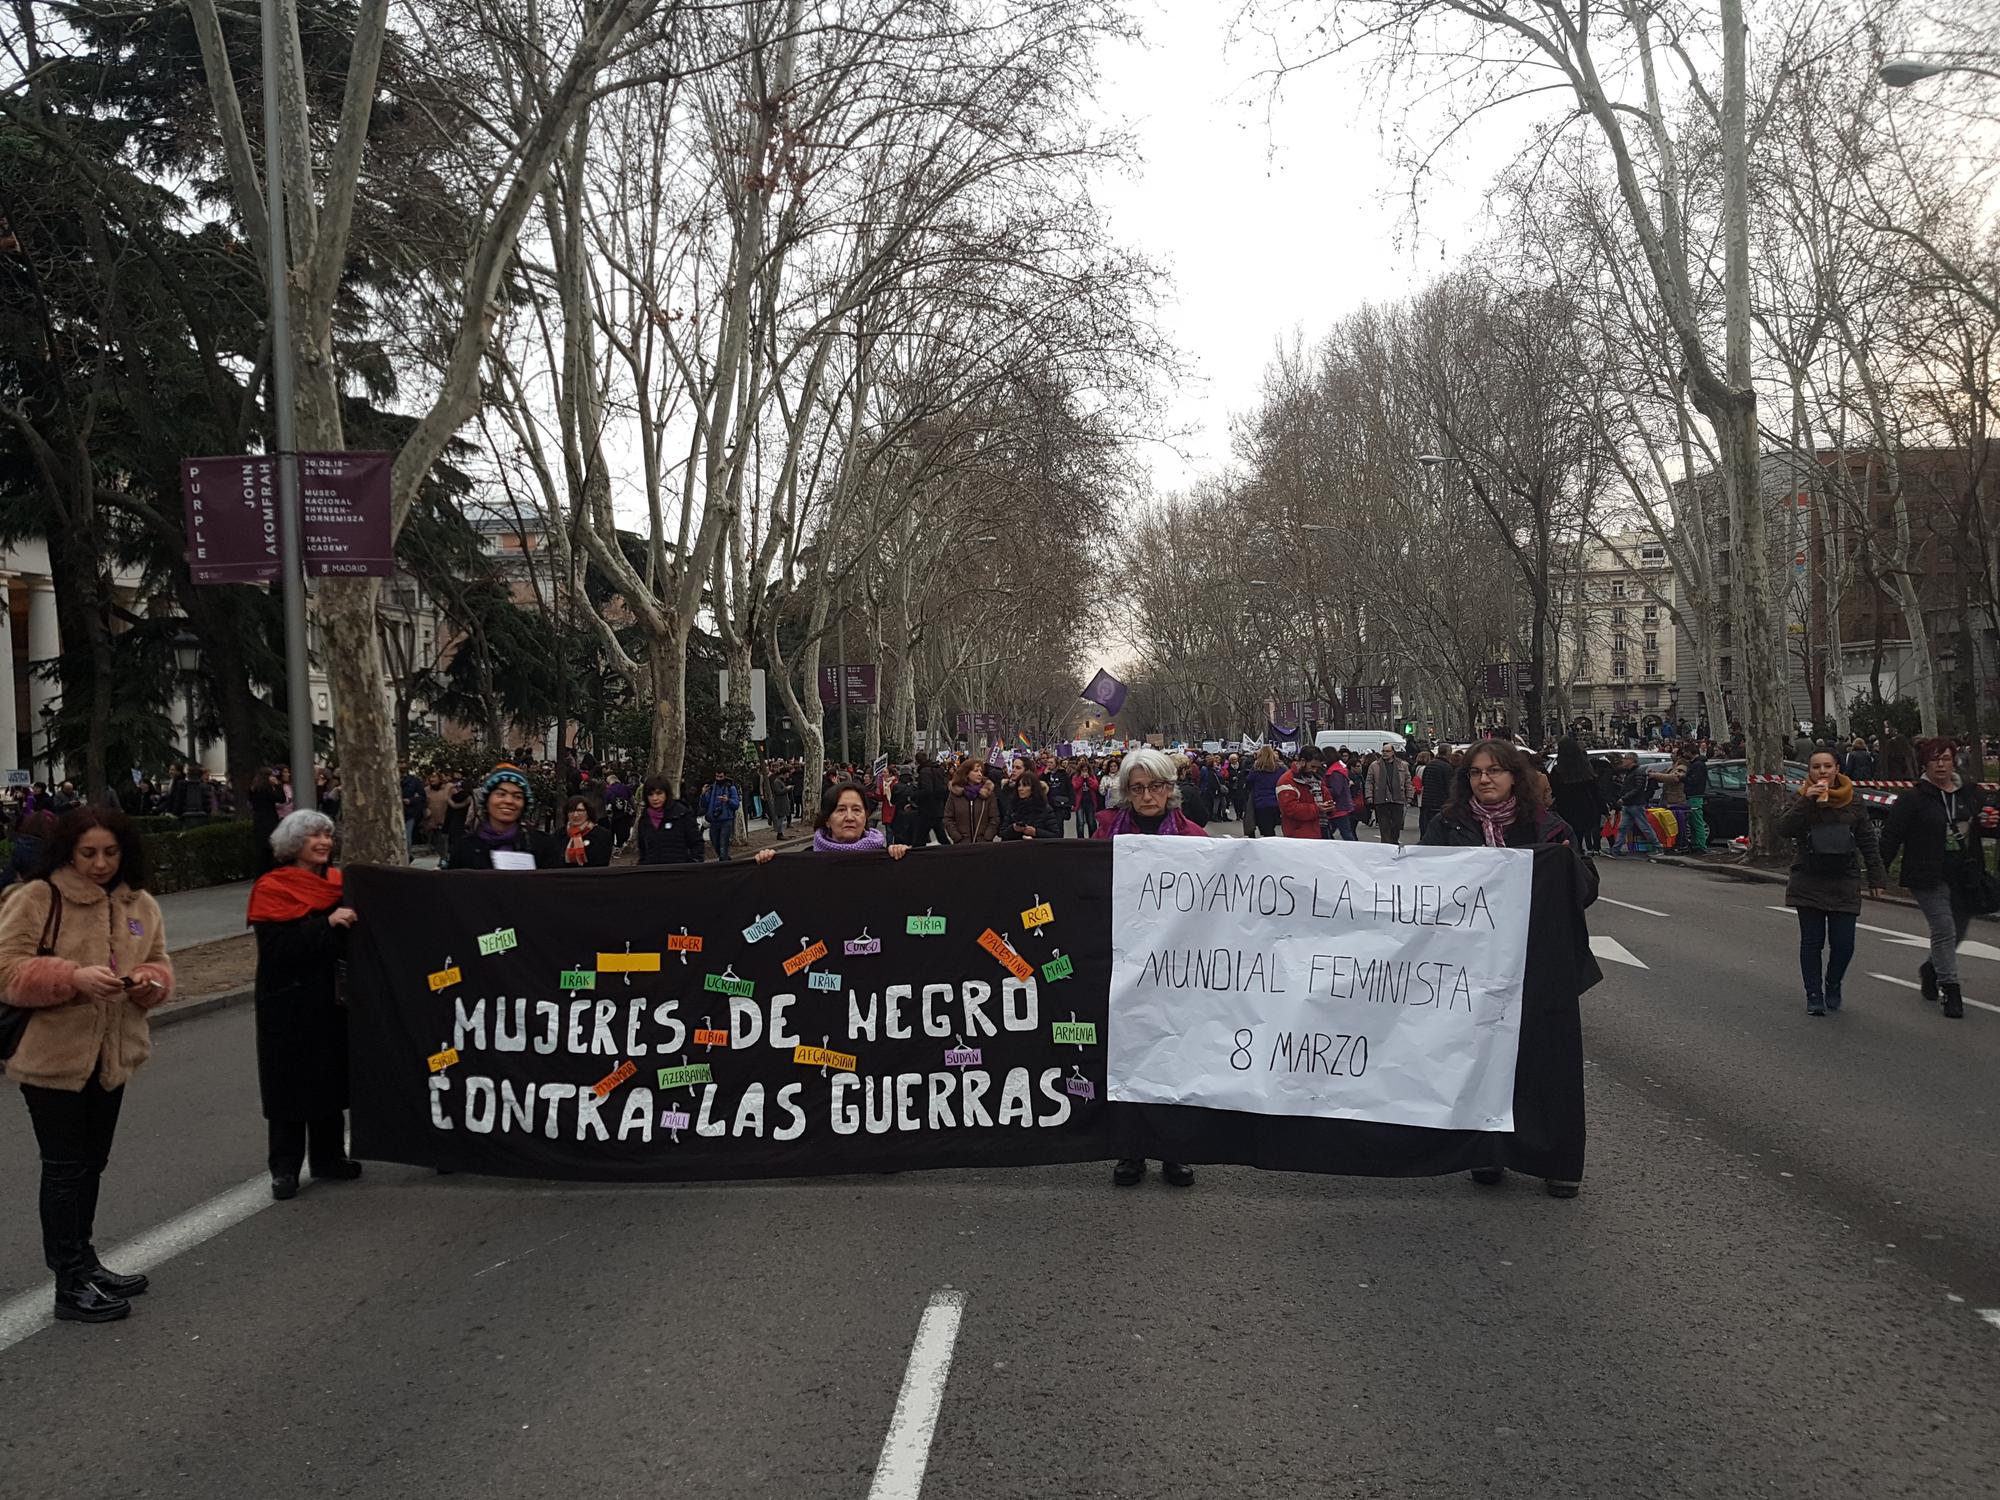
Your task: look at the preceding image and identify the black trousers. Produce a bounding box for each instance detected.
[1376,804,1406,845]
[21,1078,125,1278]
[268,1113,350,1177]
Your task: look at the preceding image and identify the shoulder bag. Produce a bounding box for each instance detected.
[0,882,61,1061]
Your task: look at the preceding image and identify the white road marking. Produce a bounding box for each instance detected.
[1597,896,1669,917]
[868,1289,966,1500]
[1868,973,2000,1015]
[1590,935,1649,969]
[1980,1309,2000,1331]
[1766,906,2000,961]
[0,1173,272,1356]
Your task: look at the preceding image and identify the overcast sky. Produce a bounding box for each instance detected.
[1087,3,1521,497]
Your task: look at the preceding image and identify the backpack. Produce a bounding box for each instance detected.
[1803,817,1858,877]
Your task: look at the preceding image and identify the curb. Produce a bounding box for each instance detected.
[150,984,254,1030]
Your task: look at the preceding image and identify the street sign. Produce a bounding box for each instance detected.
[182,450,395,582]
[817,664,878,707]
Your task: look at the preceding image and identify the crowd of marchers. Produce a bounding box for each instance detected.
[0,721,1991,1329]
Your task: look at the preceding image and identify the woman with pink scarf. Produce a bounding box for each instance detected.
[1422,737,1597,1199]
[754,781,912,863]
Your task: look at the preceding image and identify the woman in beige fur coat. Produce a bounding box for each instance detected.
[0,809,174,1324]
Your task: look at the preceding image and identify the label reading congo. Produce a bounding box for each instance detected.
[657,1063,712,1089]
[906,915,948,936]
[1051,1020,1098,1047]
[702,973,756,998]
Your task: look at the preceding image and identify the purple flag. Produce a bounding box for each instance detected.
[1080,669,1128,716]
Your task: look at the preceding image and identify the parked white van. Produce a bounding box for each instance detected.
[1313,729,1408,756]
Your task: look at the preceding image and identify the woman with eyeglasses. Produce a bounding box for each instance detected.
[1093,747,1204,1189]
[1422,738,1597,1199]
[1879,736,1999,1019]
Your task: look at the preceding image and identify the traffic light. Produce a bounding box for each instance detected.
[1401,720,1417,736]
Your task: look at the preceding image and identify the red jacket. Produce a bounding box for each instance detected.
[1276,769,1323,838]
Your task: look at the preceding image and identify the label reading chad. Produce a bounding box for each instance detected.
[657,1063,712,1089]
[1065,1076,1097,1100]
[427,966,462,993]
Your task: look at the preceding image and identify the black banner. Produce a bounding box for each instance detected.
[346,845,1595,1182]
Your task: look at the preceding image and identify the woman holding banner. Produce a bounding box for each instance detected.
[1094,747,1202,1188]
[1422,738,1597,1199]
[447,766,559,870]
[249,810,363,1201]
[755,780,913,861]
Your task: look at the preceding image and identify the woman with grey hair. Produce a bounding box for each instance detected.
[1091,748,1208,839]
[247,809,362,1200]
[1093,746,1205,1189]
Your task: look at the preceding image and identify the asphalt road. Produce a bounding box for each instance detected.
[3,849,1997,1499]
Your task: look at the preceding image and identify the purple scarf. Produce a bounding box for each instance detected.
[1100,807,1195,838]
[813,826,888,853]
[1469,797,1517,848]
[476,820,527,849]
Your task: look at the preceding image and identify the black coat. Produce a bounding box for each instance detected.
[1549,775,1605,841]
[252,910,348,1122]
[1880,779,1991,891]
[447,827,561,869]
[634,802,705,865]
[556,824,615,867]
[1779,790,1885,915]
[1421,802,1600,908]
[999,786,1061,840]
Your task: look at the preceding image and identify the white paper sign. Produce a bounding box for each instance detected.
[490,850,537,872]
[1107,838,1532,1131]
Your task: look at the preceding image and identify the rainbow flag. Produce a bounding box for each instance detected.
[1015,731,1031,749]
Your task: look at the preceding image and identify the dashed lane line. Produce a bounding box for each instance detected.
[867,1289,966,1500]
[1764,906,2000,961]
[0,1174,272,1356]
[1867,972,2000,1016]
[1597,896,1670,917]
[1590,935,1649,969]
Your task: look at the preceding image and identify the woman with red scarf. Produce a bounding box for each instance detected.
[559,795,615,867]
[248,810,362,1201]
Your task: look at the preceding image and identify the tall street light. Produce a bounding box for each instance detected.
[1878,58,2000,87]
[172,629,202,769]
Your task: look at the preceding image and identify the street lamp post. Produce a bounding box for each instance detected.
[1878,58,2000,87]
[172,630,202,768]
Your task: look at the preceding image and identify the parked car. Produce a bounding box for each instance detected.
[1697,759,1890,844]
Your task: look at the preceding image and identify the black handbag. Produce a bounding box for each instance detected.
[1953,858,2000,916]
[0,882,60,1062]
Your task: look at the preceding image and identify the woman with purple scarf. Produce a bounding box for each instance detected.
[445,766,560,870]
[1093,748,1203,1189]
[1422,737,1597,1199]
[755,781,913,863]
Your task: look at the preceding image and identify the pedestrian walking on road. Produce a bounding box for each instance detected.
[1093,748,1201,1190]
[1422,739,1597,1199]
[1879,738,1999,1019]
[1781,751,1888,1016]
[699,771,744,862]
[761,761,793,841]
[1418,747,1456,842]
[1549,738,1606,855]
[249,810,364,1201]
[633,778,704,864]
[1246,746,1284,837]
[447,766,560,870]
[1367,750,1414,846]
[0,808,173,1323]
[1877,729,1917,783]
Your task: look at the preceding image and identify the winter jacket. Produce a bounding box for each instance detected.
[944,783,1000,843]
[1092,808,1209,838]
[558,824,616,867]
[999,785,1061,840]
[1879,777,1994,892]
[1247,767,1285,810]
[1420,762,1455,812]
[1549,774,1606,842]
[0,868,175,1092]
[916,765,950,808]
[1842,749,1877,782]
[1779,778,1885,916]
[634,801,705,865]
[251,896,349,1123]
[1683,757,1709,797]
[700,781,742,824]
[1178,776,1211,827]
[1877,735,1917,782]
[447,826,562,870]
[1421,802,1599,907]
[1367,756,1413,806]
[1322,766,1354,816]
[1276,769,1323,838]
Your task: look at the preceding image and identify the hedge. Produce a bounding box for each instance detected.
[0,819,258,895]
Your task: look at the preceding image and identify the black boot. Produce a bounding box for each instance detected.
[1920,961,1939,1002]
[54,1271,131,1324]
[271,1173,299,1201]
[83,1254,148,1297]
[1161,1161,1195,1188]
[1112,1158,1146,1186]
[1942,982,1965,1020]
[1470,1167,1506,1186]
[76,1163,144,1294]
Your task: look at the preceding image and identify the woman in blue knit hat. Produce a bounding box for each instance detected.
[445,766,560,870]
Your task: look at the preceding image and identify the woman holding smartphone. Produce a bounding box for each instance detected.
[0,809,174,1323]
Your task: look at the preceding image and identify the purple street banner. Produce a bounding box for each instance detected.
[180,455,280,583]
[817,664,879,708]
[1080,668,1129,717]
[1480,664,1536,700]
[302,451,396,577]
